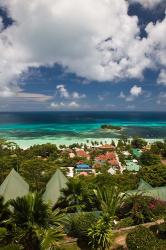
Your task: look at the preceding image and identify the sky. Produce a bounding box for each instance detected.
[0,0,165,111]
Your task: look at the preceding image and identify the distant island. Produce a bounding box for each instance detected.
[101,124,122,131]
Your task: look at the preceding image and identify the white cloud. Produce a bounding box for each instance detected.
[0,0,165,96]
[119,91,126,99]
[119,85,142,101]
[157,92,166,105]
[56,84,86,99]
[56,85,70,98]
[157,69,166,85]
[72,92,86,99]
[16,92,53,102]
[129,0,164,8]
[130,85,142,96]
[50,102,65,109]
[50,101,79,109]
[68,101,80,108]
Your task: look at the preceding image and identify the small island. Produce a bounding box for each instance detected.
[101,124,122,131]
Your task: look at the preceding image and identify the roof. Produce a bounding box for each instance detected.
[137,179,152,191]
[132,148,142,157]
[126,179,166,201]
[76,164,91,169]
[0,169,29,203]
[98,144,115,150]
[95,152,116,161]
[125,160,140,172]
[76,150,90,158]
[43,169,68,206]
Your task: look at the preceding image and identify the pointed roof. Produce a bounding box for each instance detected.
[0,169,29,203]
[43,169,68,206]
[137,179,152,191]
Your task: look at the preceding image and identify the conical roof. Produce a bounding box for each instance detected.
[43,169,68,206]
[0,169,29,203]
[137,179,152,191]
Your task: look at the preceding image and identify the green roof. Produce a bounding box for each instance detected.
[43,169,68,206]
[132,148,142,157]
[0,169,29,203]
[137,179,152,191]
[125,160,140,172]
[126,179,166,201]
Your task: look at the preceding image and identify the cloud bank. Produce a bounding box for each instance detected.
[0,0,165,97]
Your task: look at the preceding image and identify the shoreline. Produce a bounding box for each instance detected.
[9,137,164,149]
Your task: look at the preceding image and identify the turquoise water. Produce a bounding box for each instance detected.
[0,112,165,147]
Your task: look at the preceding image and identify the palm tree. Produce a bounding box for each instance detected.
[0,196,11,226]
[56,179,96,212]
[93,186,122,219]
[7,193,65,250]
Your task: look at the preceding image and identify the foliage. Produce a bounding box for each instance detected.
[66,212,99,239]
[117,193,154,224]
[94,186,122,218]
[56,178,97,212]
[126,226,156,250]
[0,196,11,226]
[88,216,114,250]
[6,193,65,250]
[131,136,147,149]
[140,151,160,166]
[0,244,23,250]
[20,158,56,191]
[115,217,134,229]
[138,164,166,187]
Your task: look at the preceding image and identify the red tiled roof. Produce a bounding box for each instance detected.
[95,152,116,161]
[98,144,115,150]
[76,150,90,158]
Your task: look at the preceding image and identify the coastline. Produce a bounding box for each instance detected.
[10,137,164,149]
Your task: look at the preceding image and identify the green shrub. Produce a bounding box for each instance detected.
[66,212,98,239]
[126,226,156,250]
[88,216,114,250]
[115,217,134,229]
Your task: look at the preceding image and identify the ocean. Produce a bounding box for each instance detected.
[0,111,166,148]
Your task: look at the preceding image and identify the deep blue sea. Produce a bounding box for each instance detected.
[0,112,166,147]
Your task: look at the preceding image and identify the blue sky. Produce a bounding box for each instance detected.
[0,0,165,111]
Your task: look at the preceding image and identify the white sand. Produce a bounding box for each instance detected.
[10,137,164,149]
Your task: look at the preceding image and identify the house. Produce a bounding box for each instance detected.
[125,160,140,172]
[76,149,90,159]
[75,164,92,174]
[98,144,115,151]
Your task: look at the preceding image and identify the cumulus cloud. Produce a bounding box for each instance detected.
[56,85,70,98]
[119,85,142,101]
[50,101,79,109]
[157,69,166,85]
[0,0,165,96]
[56,84,86,99]
[129,0,165,8]
[130,85,142,96]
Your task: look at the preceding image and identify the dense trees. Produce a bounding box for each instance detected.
[1,193,65,250]
[131,136,147,149]
[139,164,166,187]
[140,151,161,166]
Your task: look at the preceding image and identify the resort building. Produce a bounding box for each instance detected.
[43,169,68,207]
[75,164,92,174]
[125,160,140,172]
[0,168,29,203]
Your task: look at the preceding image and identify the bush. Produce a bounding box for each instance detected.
[117,194,154,225]
[66,212,99,239]
[126,226,156,250]
[115,217,134,229]
[88,216,114,250]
